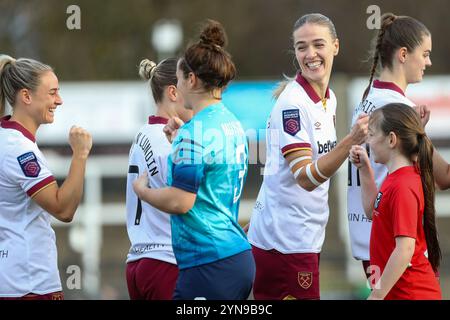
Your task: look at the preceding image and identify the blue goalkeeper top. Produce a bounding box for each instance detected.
[167,102,251,269]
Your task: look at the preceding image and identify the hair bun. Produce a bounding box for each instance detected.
[199,19,227,48]
[139,59,157,80]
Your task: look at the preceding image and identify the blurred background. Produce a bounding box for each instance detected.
[2,0,450,299]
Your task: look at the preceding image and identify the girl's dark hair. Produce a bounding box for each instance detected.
[371,103,441,271]
[139,58,177,104]
[178,19,236,92]
[362,13,430,101]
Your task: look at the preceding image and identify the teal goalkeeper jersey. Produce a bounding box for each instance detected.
[167,102,251,269]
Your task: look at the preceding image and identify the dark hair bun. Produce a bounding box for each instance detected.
[199,19,227,48]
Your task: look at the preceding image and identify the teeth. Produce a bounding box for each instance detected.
[307,61,322,69]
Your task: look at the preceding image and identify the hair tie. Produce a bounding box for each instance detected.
[149,63,157,80]
[417,132,425,142]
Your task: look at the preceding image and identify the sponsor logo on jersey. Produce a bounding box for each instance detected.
[17,152,41,177]
[317,140,337,154]
[282,109,300,136]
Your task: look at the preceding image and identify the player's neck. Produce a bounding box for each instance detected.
[191,94,222,116]
[308,77,329,99]
[379,69,408,93]
[10,110,38,136]
[155,104,171,120]
[386,153,413,174]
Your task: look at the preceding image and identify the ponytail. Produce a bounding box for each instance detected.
[418,134,441,271]
[0,54,16,116]
[273,75,294,100]
[362,13,397,102]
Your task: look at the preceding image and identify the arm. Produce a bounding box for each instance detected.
[133,171,196,214]
[413,106,450,190]
[349,145,377,219]
[368,236,415,300]
[163,117,184,143]
[33,126,92,223]
[286,114,369,191]
[433,149,450,190]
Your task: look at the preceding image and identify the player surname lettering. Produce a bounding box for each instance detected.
[0,250,8,259]
[348,213,372,223]
[354,100,376,116]
[135,132,159,176]
[176,304,210,317]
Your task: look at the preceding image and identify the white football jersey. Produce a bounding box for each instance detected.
[126,116,176,264]
[347,80,415,260]
[0,116,61,297]
[248,74,337,253]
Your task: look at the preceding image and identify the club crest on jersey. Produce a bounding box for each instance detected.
[283,109,300,136]
[17,152,41,177]
[298,271,313,290]
[374,192,383,209]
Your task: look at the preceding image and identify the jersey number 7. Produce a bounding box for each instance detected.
[129,165,143,225]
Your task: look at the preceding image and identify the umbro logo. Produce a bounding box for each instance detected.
[314,122,321,130]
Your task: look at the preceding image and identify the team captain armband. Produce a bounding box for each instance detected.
[281,143,312,157]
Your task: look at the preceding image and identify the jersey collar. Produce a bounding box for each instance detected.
[148,115,169,125]
[373,80,405,96]
[295,73,330,104]
[0,116,36,143]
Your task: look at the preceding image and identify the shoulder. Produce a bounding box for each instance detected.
[369,88,413,107]
[272,83,310,119]
[276,81,309,107]
[387,172,421,199]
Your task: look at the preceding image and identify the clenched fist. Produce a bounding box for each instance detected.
[69,126,92,159]
[163,117,184,143]
[350,114,369,145]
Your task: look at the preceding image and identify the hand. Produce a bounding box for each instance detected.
[132,171,150,198]
[69,126,92,159]
[242,223,250,234]
[349,145,370,169]
[413,105,430,128]
[163,117,184,143]
[349,114,369,145]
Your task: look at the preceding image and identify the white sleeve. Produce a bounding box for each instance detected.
[4,146,55,197]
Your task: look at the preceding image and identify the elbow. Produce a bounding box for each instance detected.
[171,200,194,214]
[297,179,317,192]
[436,181,450,191]
[58,215,74,223]
[364,208,373,220]
[405,243,415,259]
[48,207,75,223]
